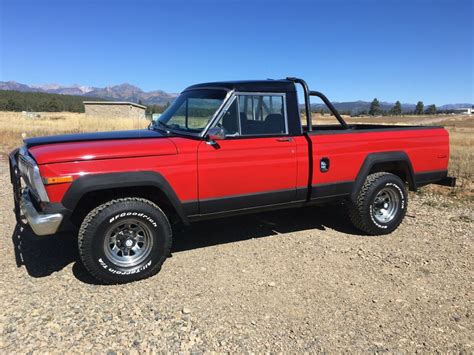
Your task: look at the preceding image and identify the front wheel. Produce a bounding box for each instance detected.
[347,172,407,235]
[78,198,172,284]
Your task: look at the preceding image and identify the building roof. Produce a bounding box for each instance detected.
[83,101,147,109]
[184,79,296,93]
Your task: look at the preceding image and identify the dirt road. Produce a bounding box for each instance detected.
[0,159,472,352]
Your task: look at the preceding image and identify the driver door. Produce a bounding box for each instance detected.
[197,93,297,214]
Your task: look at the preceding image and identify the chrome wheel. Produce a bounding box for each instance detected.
[104,219,154,268]
[371,186,400,224]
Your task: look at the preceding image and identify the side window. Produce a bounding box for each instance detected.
[238,95,286,135]
[263,95,283,116]
[216,99,239,136]
[239,95,255,121]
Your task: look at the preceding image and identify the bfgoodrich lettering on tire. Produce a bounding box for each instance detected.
[347,172,407,235]
[78,198,172,284]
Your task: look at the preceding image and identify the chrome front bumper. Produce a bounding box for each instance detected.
[19,191,63,236]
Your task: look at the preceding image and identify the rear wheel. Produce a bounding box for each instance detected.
[347,172,407,235]
[78,197,172,284]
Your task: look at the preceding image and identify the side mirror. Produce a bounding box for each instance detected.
[207,127,226,144]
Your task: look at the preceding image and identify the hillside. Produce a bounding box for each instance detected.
[0,90,104,112]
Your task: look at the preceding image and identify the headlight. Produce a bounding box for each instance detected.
[18,146,49,202]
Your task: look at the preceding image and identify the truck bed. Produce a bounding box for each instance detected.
[302,124,450,195]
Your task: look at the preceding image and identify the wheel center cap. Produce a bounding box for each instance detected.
[383,203,389,209]
[125,239,134,247]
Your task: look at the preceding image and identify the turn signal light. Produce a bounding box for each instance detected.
[42,176,73,185]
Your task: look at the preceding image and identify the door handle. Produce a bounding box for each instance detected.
[276,137,293,142]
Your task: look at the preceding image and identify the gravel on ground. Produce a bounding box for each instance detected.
[0,158,472,352]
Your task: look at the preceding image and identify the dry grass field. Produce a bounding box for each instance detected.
[0,111,472,196]
[0,111,149,153]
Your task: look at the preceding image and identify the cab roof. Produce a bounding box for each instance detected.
[184,79,296,93]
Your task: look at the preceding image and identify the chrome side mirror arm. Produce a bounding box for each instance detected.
[206,127,226,145]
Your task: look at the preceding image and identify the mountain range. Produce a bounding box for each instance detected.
[0,81,177,105]
[0,81,471,111]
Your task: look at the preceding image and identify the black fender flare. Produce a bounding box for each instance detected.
[351,151,416,200]
[62,171,189,225]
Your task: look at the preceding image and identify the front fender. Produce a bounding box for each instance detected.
[61,171,189,225]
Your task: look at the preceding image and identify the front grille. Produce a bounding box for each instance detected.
[18,154,34,187]
[17,149,42,202]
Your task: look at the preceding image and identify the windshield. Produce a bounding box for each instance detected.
[153,89,227,134]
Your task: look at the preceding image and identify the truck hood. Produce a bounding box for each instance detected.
[24,129,166,148]
[26,130,178,165]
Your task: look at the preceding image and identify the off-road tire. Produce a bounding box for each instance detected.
[347,172,407,235]
[78,198,172,284]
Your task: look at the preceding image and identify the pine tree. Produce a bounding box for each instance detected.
[390,101,402,115]
[415,101,424,115]
[425,104,437,115]
[369,98,381,116]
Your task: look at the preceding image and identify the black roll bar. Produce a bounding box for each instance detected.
[309,91,349,129]
[286,77,348,131]
[286,77,312,131]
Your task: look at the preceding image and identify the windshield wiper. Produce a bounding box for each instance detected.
[151,120,172,135]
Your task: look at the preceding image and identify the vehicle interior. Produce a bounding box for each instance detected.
[219,94,287,136]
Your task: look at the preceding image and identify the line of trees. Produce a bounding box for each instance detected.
[413,101,437,115]
[0,90,104,112]
[311,99,442,117]
[367,98,438,116]
[326,99,440,116]
[0,90,175,114]
[146,102,170,115]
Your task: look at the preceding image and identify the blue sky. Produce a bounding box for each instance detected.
[1,0,472,105]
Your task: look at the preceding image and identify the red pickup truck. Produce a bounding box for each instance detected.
[9,78,455,284]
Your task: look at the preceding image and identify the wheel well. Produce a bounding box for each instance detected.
[368,161,416,191]
[70,186,181,227]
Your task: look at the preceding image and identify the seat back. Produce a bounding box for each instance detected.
[264,114,285,134]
